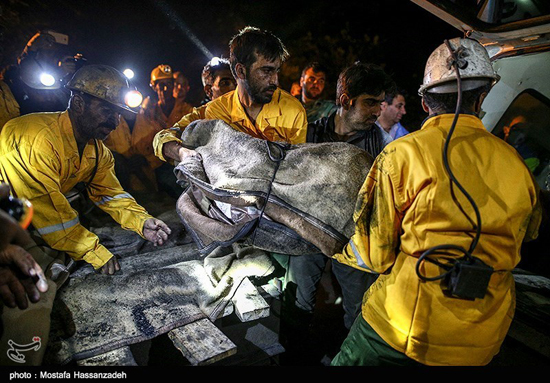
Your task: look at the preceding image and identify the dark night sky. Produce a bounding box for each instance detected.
[1,0,460,128]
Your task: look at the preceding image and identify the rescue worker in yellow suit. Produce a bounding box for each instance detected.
[155,27,307,165]
[0,64,172,365]
[330,38,543,366]
[105,64,191,197]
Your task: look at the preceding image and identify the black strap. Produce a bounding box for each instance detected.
[251,141,290,244]
[66,139,99,199]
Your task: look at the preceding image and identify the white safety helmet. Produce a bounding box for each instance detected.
[418,37,500,96]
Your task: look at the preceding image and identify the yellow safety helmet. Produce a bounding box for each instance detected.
[418,38,500,96]
[150,64,173,87]
[66,64,142,113]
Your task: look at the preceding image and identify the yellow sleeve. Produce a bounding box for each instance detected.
[524,181,543,242]
[15,140,114,270]
[87,143,153,237]
[153,106,206,162]
[288,107,308,144]
[333,150,402,273]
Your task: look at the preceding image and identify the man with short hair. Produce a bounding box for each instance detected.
[331,38,542,366]
[159,26,307,164]
[279,63,393,360]
[0,65,171,275]
[375,88,409,142]
[201,58,237,104]
[308,62,394,158]
[300,62,337,123]
[0,65,171,365]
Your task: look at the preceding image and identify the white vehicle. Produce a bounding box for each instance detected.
[413,0,550,188]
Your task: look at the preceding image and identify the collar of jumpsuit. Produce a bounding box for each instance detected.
[229,85,282,124]
[55,111,98,193]
[205,85,307,144]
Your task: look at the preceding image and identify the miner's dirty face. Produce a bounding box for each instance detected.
[301,68,326,101]
[74,94,121,141]
[241,54,280,104]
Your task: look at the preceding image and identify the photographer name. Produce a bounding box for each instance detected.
[10,371,127,380]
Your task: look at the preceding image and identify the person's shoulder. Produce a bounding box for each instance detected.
[317,99,336,108]
[277,88,305,110]
[209,90,235,107]
[3,112,59,135]
[205,90,235,115]
[382,127,427,156]
[1,112,62,155]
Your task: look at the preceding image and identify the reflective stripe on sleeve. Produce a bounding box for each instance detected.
[349,240,378,273]
[94,193,134,206]
[36,216,80,235]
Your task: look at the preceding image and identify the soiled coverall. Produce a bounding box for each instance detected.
[332,114,542,366]
[0,110,157,365]
[153,86,308,165]
[0,111,154,270]
[153,104,208,164]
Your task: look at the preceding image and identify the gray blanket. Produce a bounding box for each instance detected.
[44,238,274,365]
[175,119,373,256]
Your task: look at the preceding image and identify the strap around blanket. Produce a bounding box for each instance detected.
[251,141,290,244]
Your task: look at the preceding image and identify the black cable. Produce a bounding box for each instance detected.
[65,139,99,201]
[416,40,483,282]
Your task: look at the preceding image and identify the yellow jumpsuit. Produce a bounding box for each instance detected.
[335,114,542,365]
[153,87,308,163]
[0,111,153,270]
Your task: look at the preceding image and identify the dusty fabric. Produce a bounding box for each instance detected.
[44,242,274,365]
[84,209,191,263]
[174,119,373,257]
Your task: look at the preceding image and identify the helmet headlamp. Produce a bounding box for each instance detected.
[124,89,143,109]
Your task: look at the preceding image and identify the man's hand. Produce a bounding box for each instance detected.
[0,182,48,309]
[99,256,120,275]
[162,141,200,163]
[143,218,172,246]
[0,244,48,309]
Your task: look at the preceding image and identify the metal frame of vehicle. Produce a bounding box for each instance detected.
[411,0,550,133]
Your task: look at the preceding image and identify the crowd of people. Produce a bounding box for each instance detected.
[0,25,544,367]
